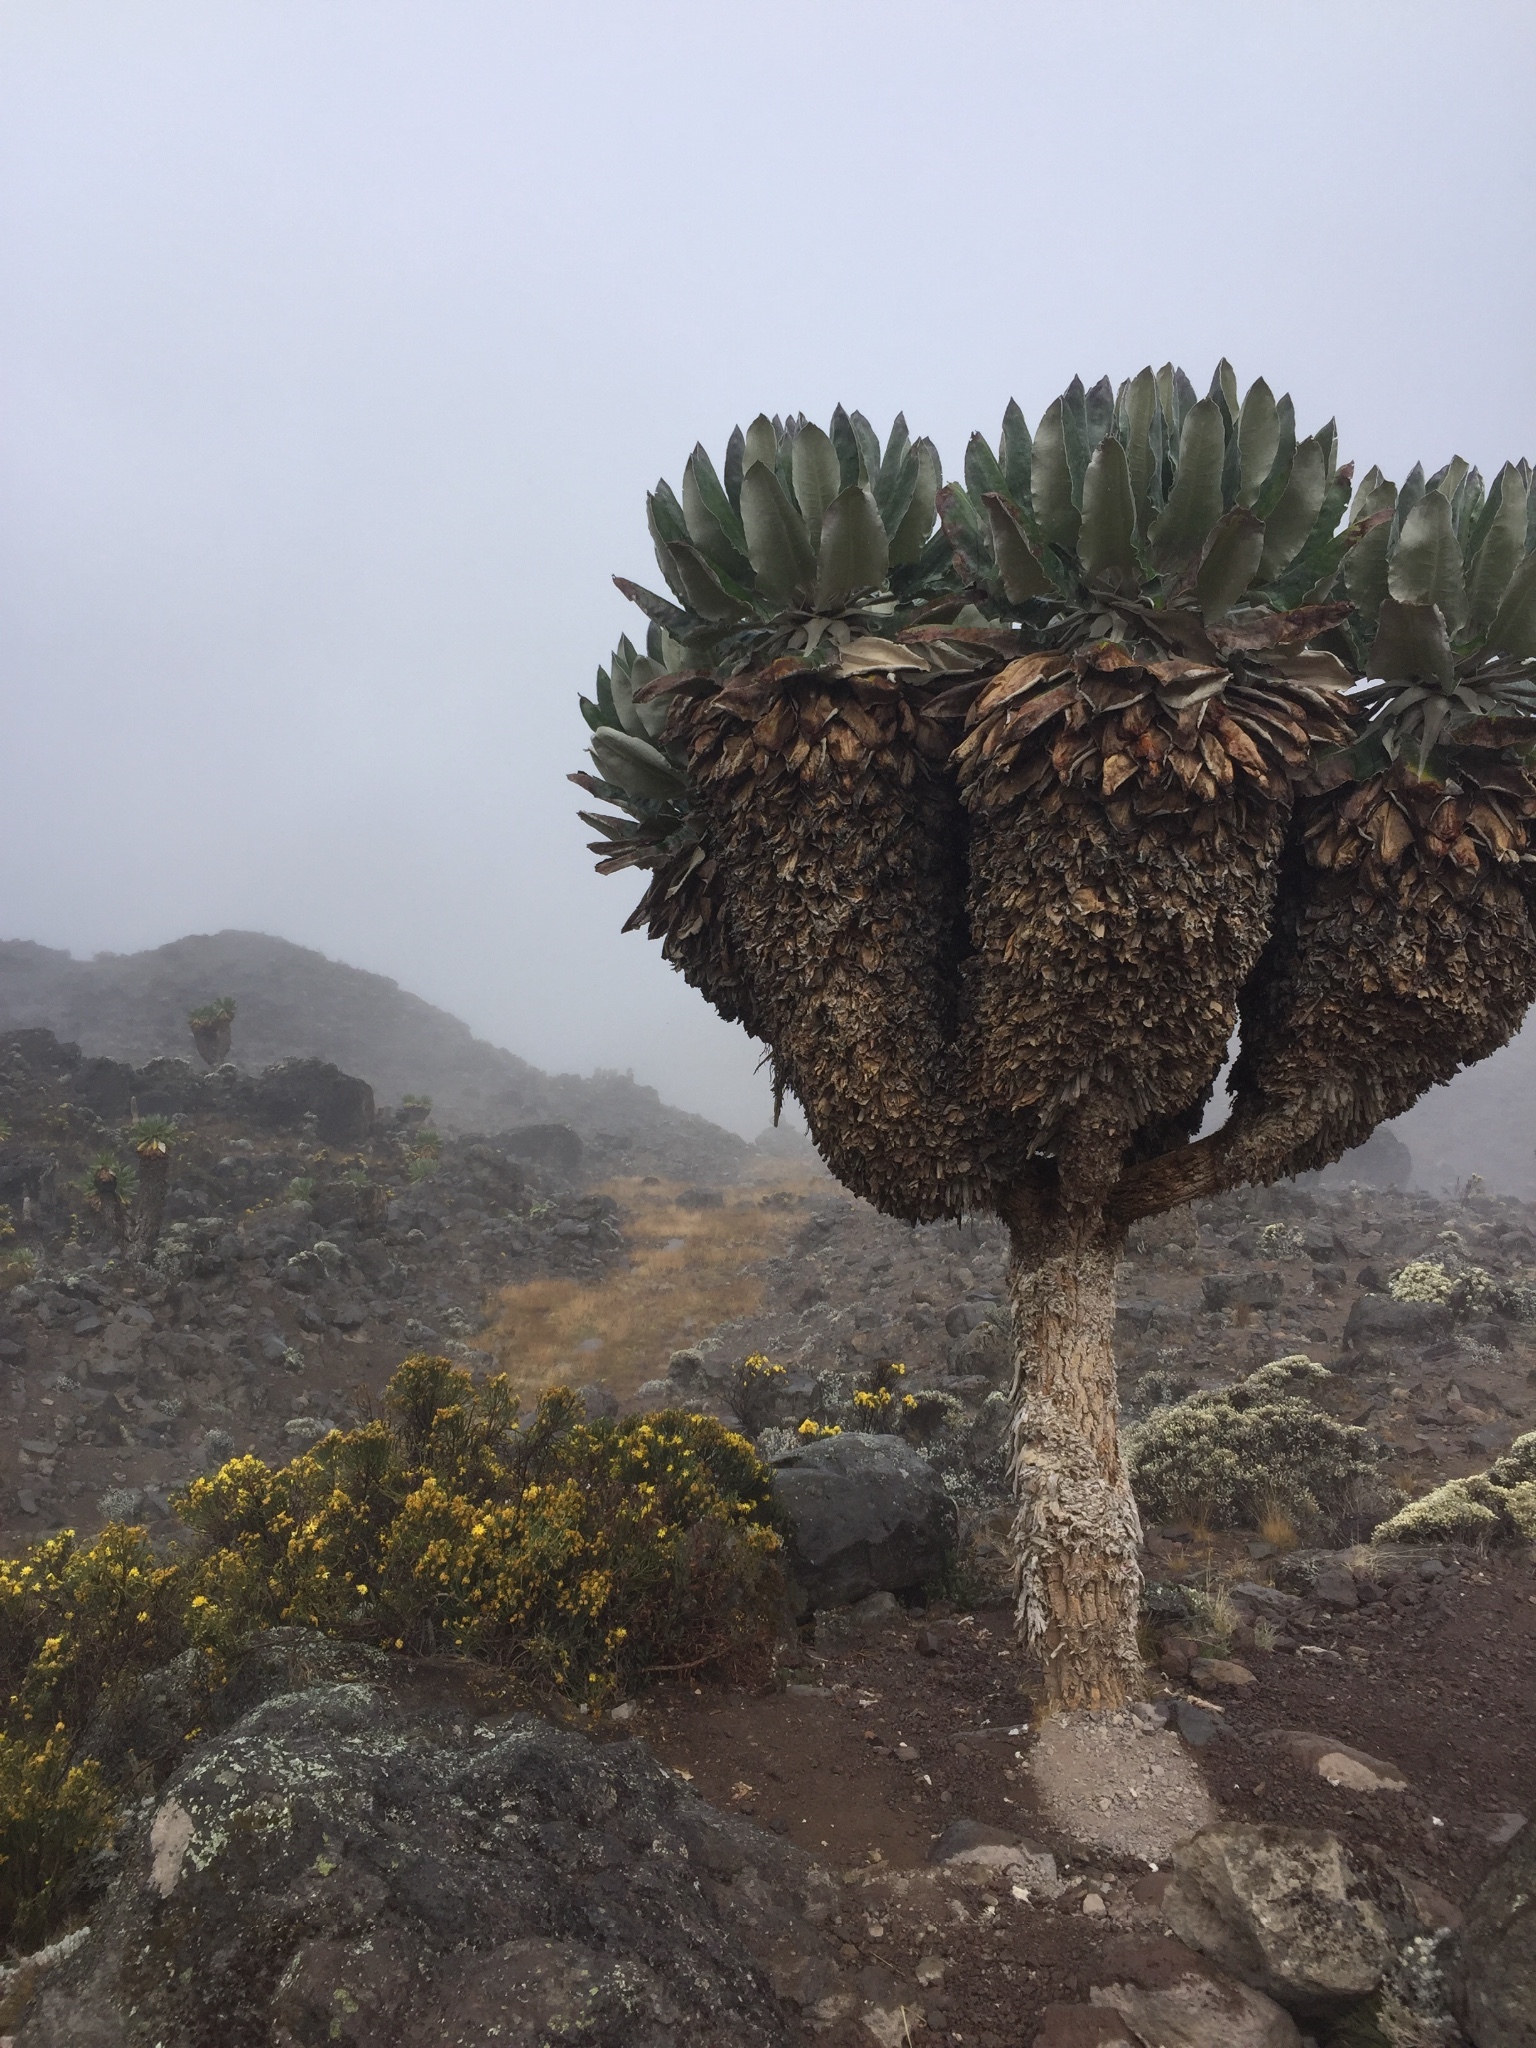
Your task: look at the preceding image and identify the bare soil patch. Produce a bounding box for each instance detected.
[622,1560,1536,2047]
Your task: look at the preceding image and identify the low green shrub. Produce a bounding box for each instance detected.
[1127,1356,1397,1537]
[1372,1431,1536,1547]
[0,1357,783,1952]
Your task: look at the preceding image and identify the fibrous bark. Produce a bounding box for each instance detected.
[130,1147,169,1259]
[1004,1191,1143,1711]
[1229,766,1536,1175]
[671,663,1007,1219]
[957,643,1349,1204]
[190,1018,231,1067]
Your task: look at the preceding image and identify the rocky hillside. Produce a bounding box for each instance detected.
[0,933,751,1180]
[0,1027,633,1548]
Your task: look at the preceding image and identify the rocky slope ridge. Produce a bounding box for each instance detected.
[0,932,751,1177]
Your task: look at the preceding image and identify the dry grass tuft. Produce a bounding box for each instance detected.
[1257,1504,1301,1550]
[485,1176,824,1401]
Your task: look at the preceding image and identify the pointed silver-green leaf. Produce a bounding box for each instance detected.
[965,432,1006,503]
[1059,377,1090,505]
[1196,509,1265,622]
[1084,375,1115,451]
[739,462,816,604]
[814,483,889,610]
[1000,399,1032,506]
[829,405,860,491]
[1485,549,1536,659]
[1467,463,1529,629]
[874,446,919,542]
[1254,397,1297,518]
[1257,436,1326,581]
[666,540,747,621]
[1031,398,1080,551]
[744,414,778,474]
[649,534,689,606]
[1393,461,1426,540]
[983,492,1052,600]
[1147,397,1226,571]
[1208,357,1239,428]
[590,728,688,803]
[792,424,842,551]
[888,438,940,566]
[648,481,689,546]
[1450,464,1483,543]
[1369,596,1454,689]
[1078,436,1137,582]
[1348,465,1396,525]
[849,410,881,484]
[723,425,746,513]
[1388,490,1467,636]
[1344,514,1394,624]
[625,655,671,740]
[595,663,618,727]
[1236,379,1280,507]
[683,450,748,570]
[878,413,911,494]
[609,657,643,737]
[1427,456,1470,505]
[1122,367,1159,538]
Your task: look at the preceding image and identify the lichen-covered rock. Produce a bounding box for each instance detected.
[1460,1816,1536,2048]
[19,1666,852,2048]
[1163,1822,1413,2016]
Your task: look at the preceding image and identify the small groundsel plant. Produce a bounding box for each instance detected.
[1126,1356,1400,1539]
[1258,1222,1307,1259]
[0,1358,783,1951]
[1373,1432,1536,1547]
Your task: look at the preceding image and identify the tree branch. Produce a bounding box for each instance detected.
[1105,1099,1326,1228]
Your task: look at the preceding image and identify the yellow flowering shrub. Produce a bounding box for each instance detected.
[0,1732,114,1950]
[175,1357,784,1696]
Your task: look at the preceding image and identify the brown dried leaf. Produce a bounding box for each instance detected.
[970,653,1072,720]
[1101,752,1139,796]
[1207,601,1353,653]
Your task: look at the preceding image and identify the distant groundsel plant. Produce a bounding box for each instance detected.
[576,368,1536,1710]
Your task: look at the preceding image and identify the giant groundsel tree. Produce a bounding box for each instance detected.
[575,368,1536,1710]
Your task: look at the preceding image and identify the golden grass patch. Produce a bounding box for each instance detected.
[485,1175,826,1400]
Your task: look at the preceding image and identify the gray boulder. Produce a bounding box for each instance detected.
[1163,1822,1411,2016]
[769,1432,956,1611]
[248,1057,375,1144]
[1460,1816,1536,2047]
[22,1656,857,2048]
[1344,1293,1451,1352]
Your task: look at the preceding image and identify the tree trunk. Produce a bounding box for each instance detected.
[131,1149,169,1259]
[1004,1195,1144,1712]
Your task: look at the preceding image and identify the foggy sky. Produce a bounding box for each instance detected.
[4,1,1534,1138]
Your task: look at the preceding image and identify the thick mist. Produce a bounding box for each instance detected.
[3,1,1534,1137]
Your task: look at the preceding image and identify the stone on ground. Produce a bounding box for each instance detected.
[768,1432,956,1611]
[1163,1822,1411,2016]
[1089,1938,1301,2048]
[17,1659,869,2048]
[1271,1730,1409,1792]
[1459,1815,1536,2048]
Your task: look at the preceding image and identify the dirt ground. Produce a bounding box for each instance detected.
[614,1555,1536,2047]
